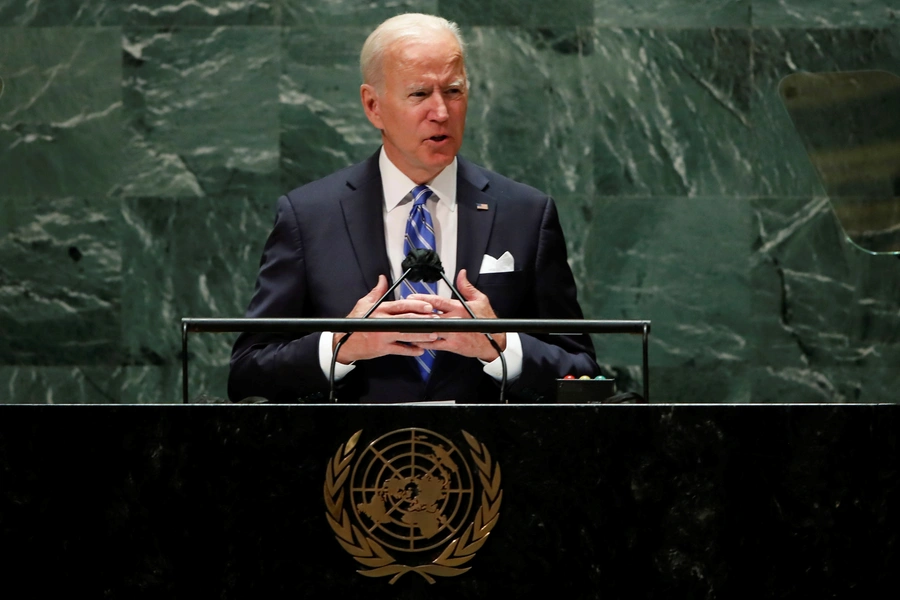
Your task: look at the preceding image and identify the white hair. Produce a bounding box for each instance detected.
[360,13,467,91]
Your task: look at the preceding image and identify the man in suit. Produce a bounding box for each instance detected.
[228,13,599,403]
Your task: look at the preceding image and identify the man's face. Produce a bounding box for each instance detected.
[361,32,468,184]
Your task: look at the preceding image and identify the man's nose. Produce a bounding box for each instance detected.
[428,94,449,121]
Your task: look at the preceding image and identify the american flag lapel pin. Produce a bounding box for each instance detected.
[476,203,489,211]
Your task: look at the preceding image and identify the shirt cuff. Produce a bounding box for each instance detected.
[481,332,522,382]
[318,332,356,380]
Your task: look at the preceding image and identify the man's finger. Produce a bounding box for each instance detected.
[386,342,427,356]
[406,292,441,303]
[372,274,389,296]
[373,299,435,315]
[456,269,484,302]
[408,294,461,313]
[396,332,440,343]
[357,274,387,305]
[415,336,458,349]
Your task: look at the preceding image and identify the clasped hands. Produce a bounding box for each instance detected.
[332,269,506,364]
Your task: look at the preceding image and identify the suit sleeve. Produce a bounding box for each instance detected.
[507,197,600,400]
[227,195,330,403]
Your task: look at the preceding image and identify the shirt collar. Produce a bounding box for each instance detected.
[379,147,458,213]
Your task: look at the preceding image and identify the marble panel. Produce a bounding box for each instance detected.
[120,27,280,199]
[0,0,113,25]
[750,196,900,391]
[0,366,123,403]
[460,27,593,235]
[751,365,900,403]
[282,0,437,28]
[440,0,593,27]
[595,0,751,27]
[280,27,383,189]
[593,362,751,403]
[118,0,277,25]
[0,0,275,26]
[750,28,900,197]
[121,366,180,404]
[121,365,228,403]
[121,196,273,370]
[0,196,122,365]
[653,363,751,404]
[580,197,751,374]
[588,29,755,197]
[0,28,122,197]
[753,0,900,28]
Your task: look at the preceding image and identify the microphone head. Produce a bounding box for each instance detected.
[402,249,444,283]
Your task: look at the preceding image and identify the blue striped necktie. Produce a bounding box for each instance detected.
[402,184,437,379]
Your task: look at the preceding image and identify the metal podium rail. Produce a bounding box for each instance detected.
[181,318,651,404]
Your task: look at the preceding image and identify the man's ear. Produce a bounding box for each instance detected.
[360,84,384,130]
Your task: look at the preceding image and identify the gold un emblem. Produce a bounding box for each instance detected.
[324,428,502,584]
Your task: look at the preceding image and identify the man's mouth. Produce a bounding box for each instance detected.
[428,135,449,142]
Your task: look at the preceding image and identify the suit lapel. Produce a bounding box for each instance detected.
[340,153,392,291]
[455,157,495,288]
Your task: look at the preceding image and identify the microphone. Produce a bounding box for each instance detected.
[328,249,508,403]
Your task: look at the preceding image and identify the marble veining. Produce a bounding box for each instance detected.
[0,4,898,403]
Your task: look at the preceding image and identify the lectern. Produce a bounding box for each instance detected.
[1,404,897,598]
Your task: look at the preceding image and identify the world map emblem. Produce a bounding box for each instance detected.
[324,428,502,584]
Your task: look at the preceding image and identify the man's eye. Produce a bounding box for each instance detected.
[411,91,427,97]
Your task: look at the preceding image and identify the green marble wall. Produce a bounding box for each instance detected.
[1,1,898,403]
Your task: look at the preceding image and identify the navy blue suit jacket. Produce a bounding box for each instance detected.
[228,152,599,403]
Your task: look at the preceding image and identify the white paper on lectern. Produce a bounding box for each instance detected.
[401,400,456,405]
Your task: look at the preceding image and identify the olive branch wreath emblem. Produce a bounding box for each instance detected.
[323,429,502,584]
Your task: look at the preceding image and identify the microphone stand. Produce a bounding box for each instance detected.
[328,250,508,404]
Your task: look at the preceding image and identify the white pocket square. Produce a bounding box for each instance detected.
[479,251,515,274]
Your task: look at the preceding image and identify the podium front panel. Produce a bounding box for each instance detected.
[1,405,897,598]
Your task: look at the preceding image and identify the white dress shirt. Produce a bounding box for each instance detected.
[318,148,522,384]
